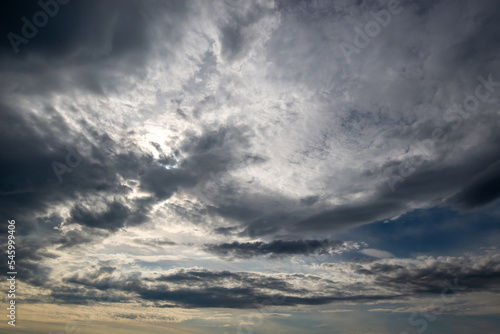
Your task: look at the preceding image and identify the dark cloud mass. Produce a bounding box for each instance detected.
[204,239,354,258]
[352,253,500,294]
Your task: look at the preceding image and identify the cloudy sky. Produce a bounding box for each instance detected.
[1,0,500,333]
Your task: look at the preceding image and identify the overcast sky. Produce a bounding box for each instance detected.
[1,0,500,333]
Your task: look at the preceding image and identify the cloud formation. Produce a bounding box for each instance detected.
[49,252,500,309]
[204,239,363,258]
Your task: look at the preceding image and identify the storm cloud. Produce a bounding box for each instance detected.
[204,239,362,258]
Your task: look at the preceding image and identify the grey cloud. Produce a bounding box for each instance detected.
[140,125,265,200]
[294,201,406,233]
[50,252,500,309]
[56,228,110,249]
[0,0,191,242]
[203,239,352,258]
[133,237,176,247]
[134,286,400,309]
[207,125,500,237]
[214,226,241,236]
[154,268,298,293]
[218,1,276,61]
[285,133,500,234]
[448,160,500,210]
[3,0,498,244]
[0,87,261,238]
[61,267,400,309]
[300,195,320,206]
[352,254,500,294]
[0,0,190,95]
[71,201,131,231]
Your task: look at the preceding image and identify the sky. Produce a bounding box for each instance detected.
[0,0,500,333]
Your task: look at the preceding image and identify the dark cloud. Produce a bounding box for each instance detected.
[133,237,176,247]
[0,100,143,234]
[44,252,500,309]
[139,125,264,201]
[0,89,260,235]
[208,205,267,225]
[204,239,350,258]
[0,0,190,95]
[0,0,197,240]
[139,166,196,200]
[283,135,500,235]
[294,200,406,233]
[56,227,109,249]
[352,253,500,294]
[218,1,276,61]
[60,266,401,308]
[135,286,400,309]
[70,201,131,231]
[0,215,66,287]
[2,0,498,244]
[448,160,500,210]
[64,268,142,293]
[300,195,319,206]
[154,268,298,293]
[213,226,241,236]
[154,269,239,283]
[207,131,500,237]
